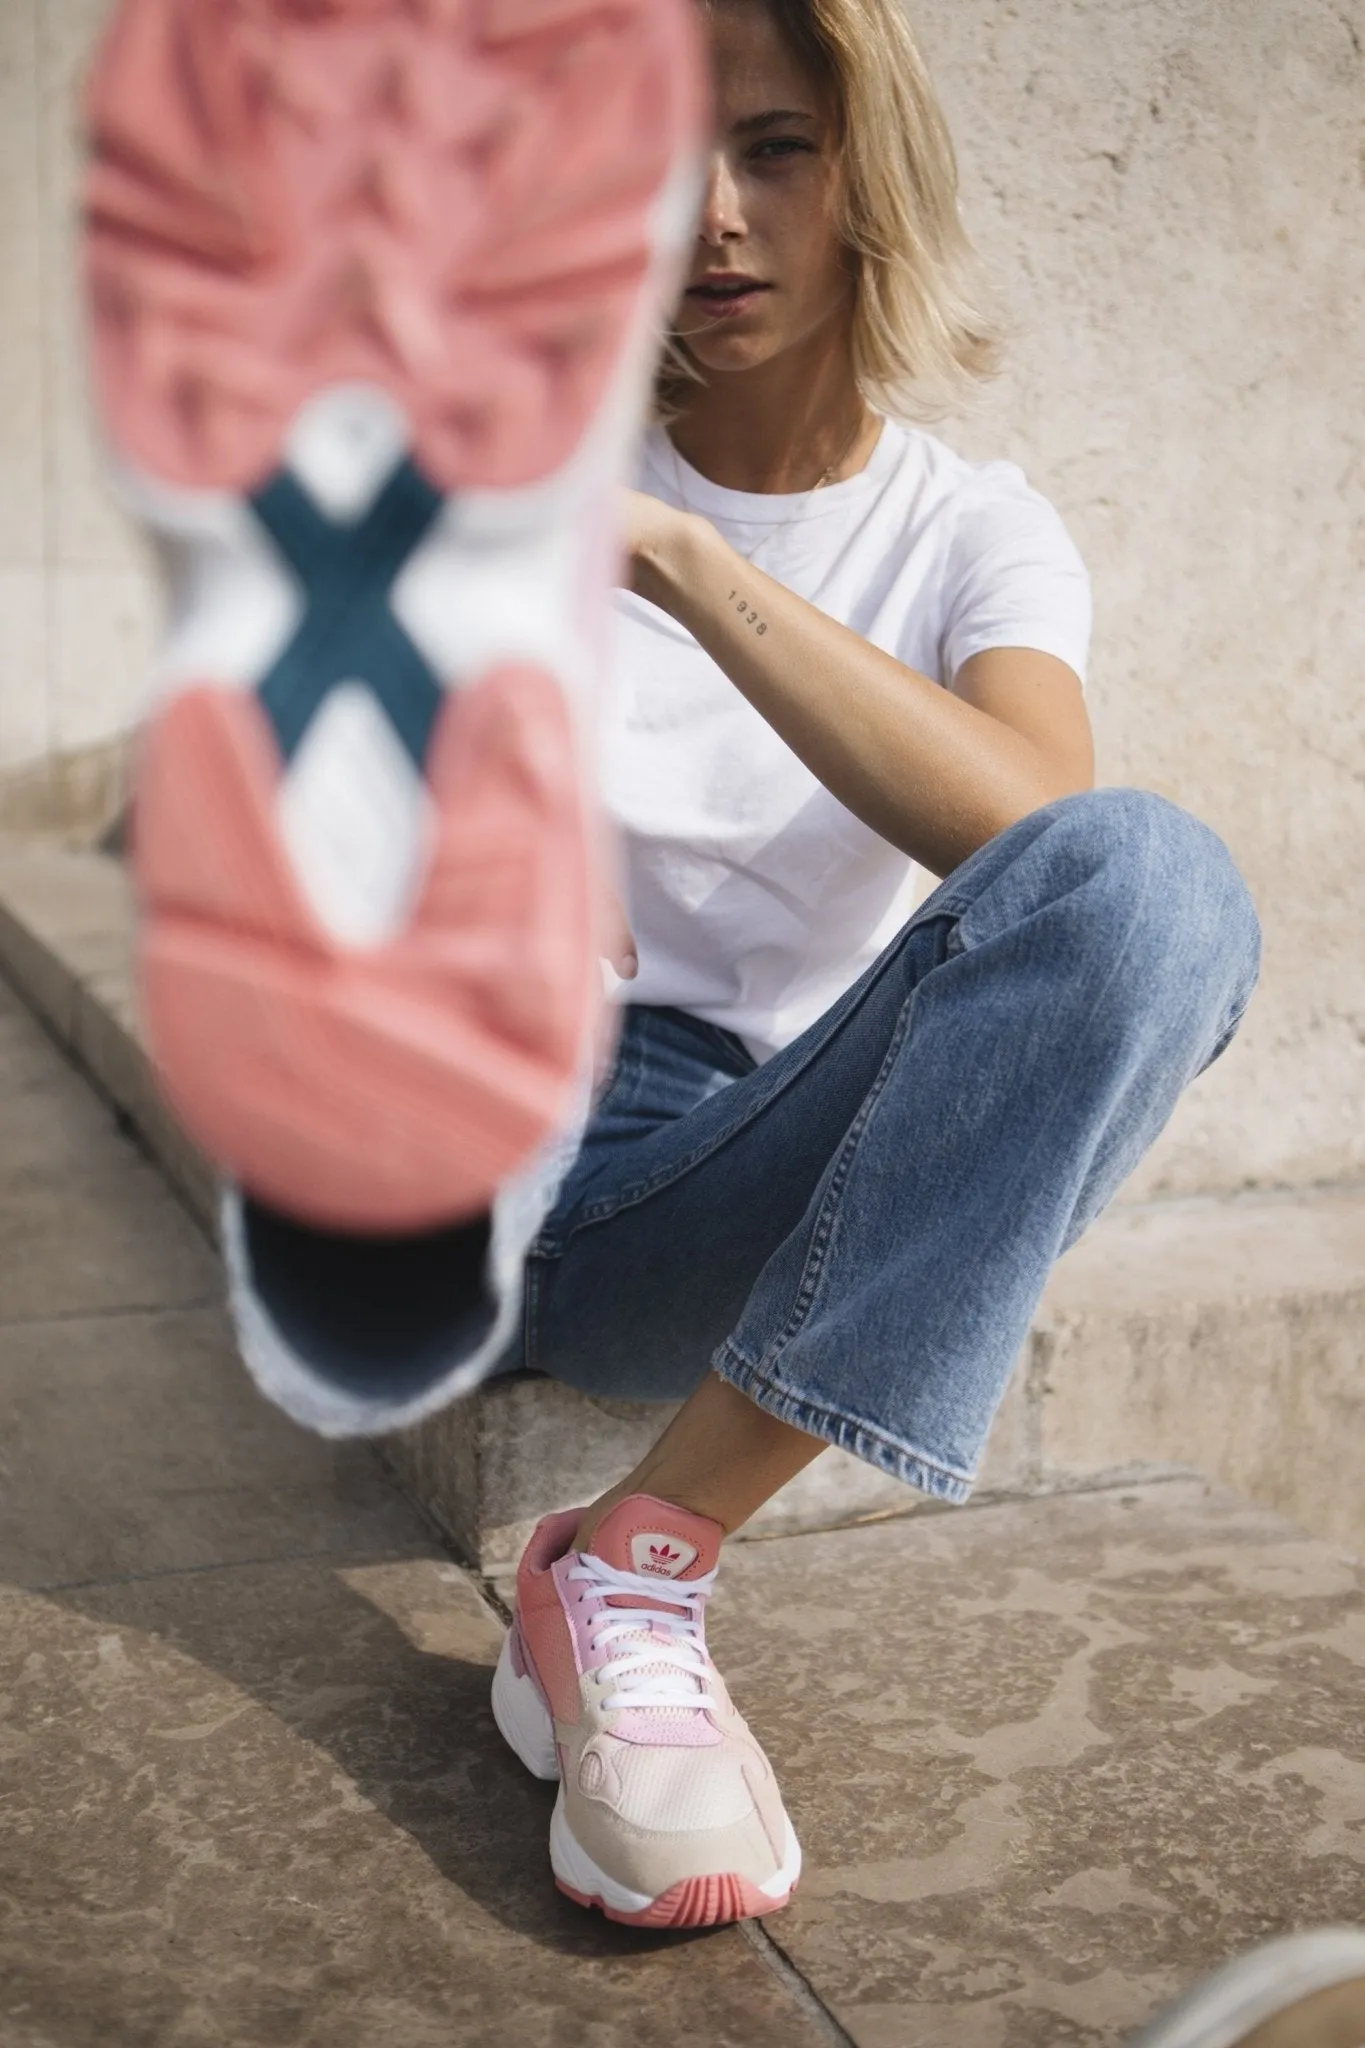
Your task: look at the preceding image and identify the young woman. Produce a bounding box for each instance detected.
[491,0,1260,1929]
[83,0,1257,1933]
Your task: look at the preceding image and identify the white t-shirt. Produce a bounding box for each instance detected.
[602,413,1092,1062]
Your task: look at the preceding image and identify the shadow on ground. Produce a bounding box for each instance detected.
[46,1546,717,1964]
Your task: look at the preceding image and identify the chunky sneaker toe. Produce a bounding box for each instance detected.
[82,0,705,1239]
[493,1493,800,1928]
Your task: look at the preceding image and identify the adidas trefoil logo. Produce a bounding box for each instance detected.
[630,1531,698,1579]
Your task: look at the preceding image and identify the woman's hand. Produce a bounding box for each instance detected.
[592,883,636,1089]
[604,883,637,981]
[619,488,700,613]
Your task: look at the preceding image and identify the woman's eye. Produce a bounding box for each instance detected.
[751,137,814,162]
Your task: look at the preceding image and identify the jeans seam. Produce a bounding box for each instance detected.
[523,1255,541,1376]
[1205,978,1259,1070]
[719,802,1167,1445]
[908,802,1172,1335]
[603,1020,641,1117]
[760,985,917,1356]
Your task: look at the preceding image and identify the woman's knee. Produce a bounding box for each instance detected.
[1042,787,1262,1027]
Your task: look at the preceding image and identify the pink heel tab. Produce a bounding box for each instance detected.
[585,1494,724,1582]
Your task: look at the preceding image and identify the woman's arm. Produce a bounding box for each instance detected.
[626,491,1095,879]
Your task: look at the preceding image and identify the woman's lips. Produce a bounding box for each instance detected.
[684,280,772,321]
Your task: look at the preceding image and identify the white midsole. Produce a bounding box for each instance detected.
[490,1631,561,1782]
[491,1630,803,1912]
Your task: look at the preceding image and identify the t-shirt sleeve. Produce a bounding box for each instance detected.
[936,461,1093,691]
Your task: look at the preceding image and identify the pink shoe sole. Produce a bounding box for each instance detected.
[86,0,698,496]
[135,670,597,1229]
[555,1872,797,1930]
[83,0,704,1230]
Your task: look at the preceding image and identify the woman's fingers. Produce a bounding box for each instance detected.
[604,884,638,979]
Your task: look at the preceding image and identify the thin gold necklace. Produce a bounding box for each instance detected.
[668,408,870,572]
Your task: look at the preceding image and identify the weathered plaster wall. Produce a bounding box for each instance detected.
[0,0,1360,1195]
[0,0,156,830]
[919,0,1365,1196]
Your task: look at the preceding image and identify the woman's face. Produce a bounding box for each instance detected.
[675,1,852,379]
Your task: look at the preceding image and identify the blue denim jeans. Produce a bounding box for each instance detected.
[519,790,1261,1503]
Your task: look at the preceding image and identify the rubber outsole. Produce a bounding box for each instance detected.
[86,0,702,495]
[83,0,705,1231]
[554,1868,795,1930]
[134,669,600,1230]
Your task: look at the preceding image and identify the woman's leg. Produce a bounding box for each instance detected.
[573,1372,824,1545]
[529,788,1262,1530]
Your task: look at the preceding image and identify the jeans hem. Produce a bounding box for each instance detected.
[713,1341,975,1506]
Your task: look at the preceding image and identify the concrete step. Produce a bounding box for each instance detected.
[2,840,1362,1572]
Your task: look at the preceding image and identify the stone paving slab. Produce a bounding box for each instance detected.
[0,841,133,1050]
[0,1557,829,2048]
[0,1307,430,1590]
[0,973,434,1588]
[710,1481,1365,2047]
[0,985,216,1322]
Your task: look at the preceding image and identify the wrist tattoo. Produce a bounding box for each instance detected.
[727,588,768,636]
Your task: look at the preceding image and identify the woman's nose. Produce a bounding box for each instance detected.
[696,149,745,243]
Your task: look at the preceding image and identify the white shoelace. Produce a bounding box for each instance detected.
[567,1554,719,1713]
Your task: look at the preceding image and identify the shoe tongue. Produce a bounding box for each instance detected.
[587,1495,721,1590]
[584,1498,722,1719]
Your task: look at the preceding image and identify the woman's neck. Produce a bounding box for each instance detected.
[667,333,875,495]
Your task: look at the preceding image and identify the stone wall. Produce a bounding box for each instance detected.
[1,0,1361,1196]
[0,0,156,840]
[917,0,1365,1197]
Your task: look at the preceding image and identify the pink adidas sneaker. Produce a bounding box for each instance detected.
[82,0,705,1235]
[493,1494,801,1928]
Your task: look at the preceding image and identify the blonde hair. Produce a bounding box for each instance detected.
[658,0,1006,422]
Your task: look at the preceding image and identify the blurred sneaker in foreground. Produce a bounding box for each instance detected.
[82,0,704,1432]
[493,1495,801,1928]
[1129,1929,1365,2048]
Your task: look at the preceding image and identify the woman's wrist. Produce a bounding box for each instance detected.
[630,507,722,619]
